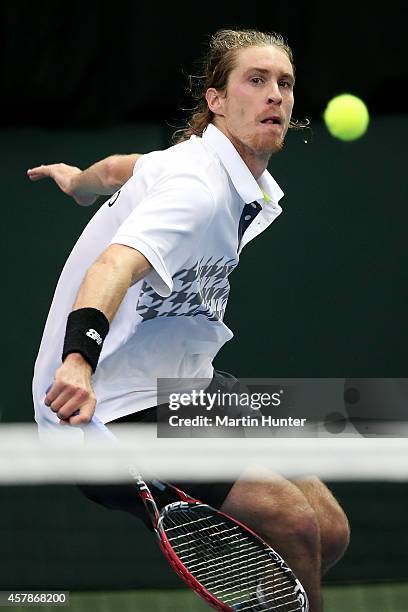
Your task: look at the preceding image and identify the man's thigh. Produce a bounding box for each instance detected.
[219,465,317,539]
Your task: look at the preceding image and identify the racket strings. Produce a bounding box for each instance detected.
[165,511,296,610]
[166,511,258,571]
[161,505,306,611]
[165,508,284,582]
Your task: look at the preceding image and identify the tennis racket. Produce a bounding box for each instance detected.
[86,417,309,611]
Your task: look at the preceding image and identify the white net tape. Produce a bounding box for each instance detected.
[1,424,408,483]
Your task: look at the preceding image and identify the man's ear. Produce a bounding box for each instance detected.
[205,88,225,117]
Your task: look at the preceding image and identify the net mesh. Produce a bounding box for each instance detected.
[1,423,407,611]
[1,423,408,483]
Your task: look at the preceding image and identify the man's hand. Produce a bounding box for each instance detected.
[27,154,141,206]
[27,163,97,206]
[45,353,96,426]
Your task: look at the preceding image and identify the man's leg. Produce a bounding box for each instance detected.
[291,476,350,575]
[219,466,348,612]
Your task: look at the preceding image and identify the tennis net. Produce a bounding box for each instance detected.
[1,423,408,483]
[1,422,407,611]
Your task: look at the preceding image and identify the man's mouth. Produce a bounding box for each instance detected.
[260,116,282,125]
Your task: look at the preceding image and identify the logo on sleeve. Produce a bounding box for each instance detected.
[108,190,121,207]
[86,328,103,345]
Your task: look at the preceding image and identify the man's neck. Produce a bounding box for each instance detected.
[212,120,270,179]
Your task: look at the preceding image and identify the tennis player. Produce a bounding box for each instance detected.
[30,29,349,610]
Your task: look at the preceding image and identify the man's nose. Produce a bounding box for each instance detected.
[267,83,282,104]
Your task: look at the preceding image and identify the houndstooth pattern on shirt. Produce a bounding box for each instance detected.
[136,255,237,323]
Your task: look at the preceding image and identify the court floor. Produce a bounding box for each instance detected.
[8,583,408,612]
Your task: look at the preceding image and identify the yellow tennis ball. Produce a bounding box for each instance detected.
[323,94,369,141]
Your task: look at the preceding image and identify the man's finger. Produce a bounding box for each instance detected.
[52,385,90,419]
[68,402,96,426]
[27,165,53,181]
[44,381,68,407]
[27,171,44,181]
[56,389,92,420]
[59,409,80,426]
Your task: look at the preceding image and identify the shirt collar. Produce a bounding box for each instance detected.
[201,123,284,206]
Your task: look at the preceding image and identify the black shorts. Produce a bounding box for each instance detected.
[79,371,241,528]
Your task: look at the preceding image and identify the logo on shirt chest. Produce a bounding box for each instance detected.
[136,256,237,322]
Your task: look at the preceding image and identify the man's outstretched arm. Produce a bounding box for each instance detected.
[27,153,142,206]
[44,243,151,426]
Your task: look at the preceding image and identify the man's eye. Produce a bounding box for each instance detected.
[251,77,264,85]
[280,81,293,89]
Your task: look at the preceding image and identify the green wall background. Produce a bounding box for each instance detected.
[1,117,407,585]
[2,116,407,423]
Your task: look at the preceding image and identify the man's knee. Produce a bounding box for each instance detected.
[220,470,321,558]
[293,476,350,572]
[260,497,320,558]
[320,502,350,572]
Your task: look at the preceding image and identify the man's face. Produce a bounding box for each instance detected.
[209,45,295,158]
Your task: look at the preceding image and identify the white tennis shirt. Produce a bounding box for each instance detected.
[33,124,284,430]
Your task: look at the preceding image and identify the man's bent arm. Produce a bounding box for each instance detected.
[73,243,151,320]
[44,244,151,426]
[27,154,142,206]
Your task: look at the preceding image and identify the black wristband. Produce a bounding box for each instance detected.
[62,308,110,373]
